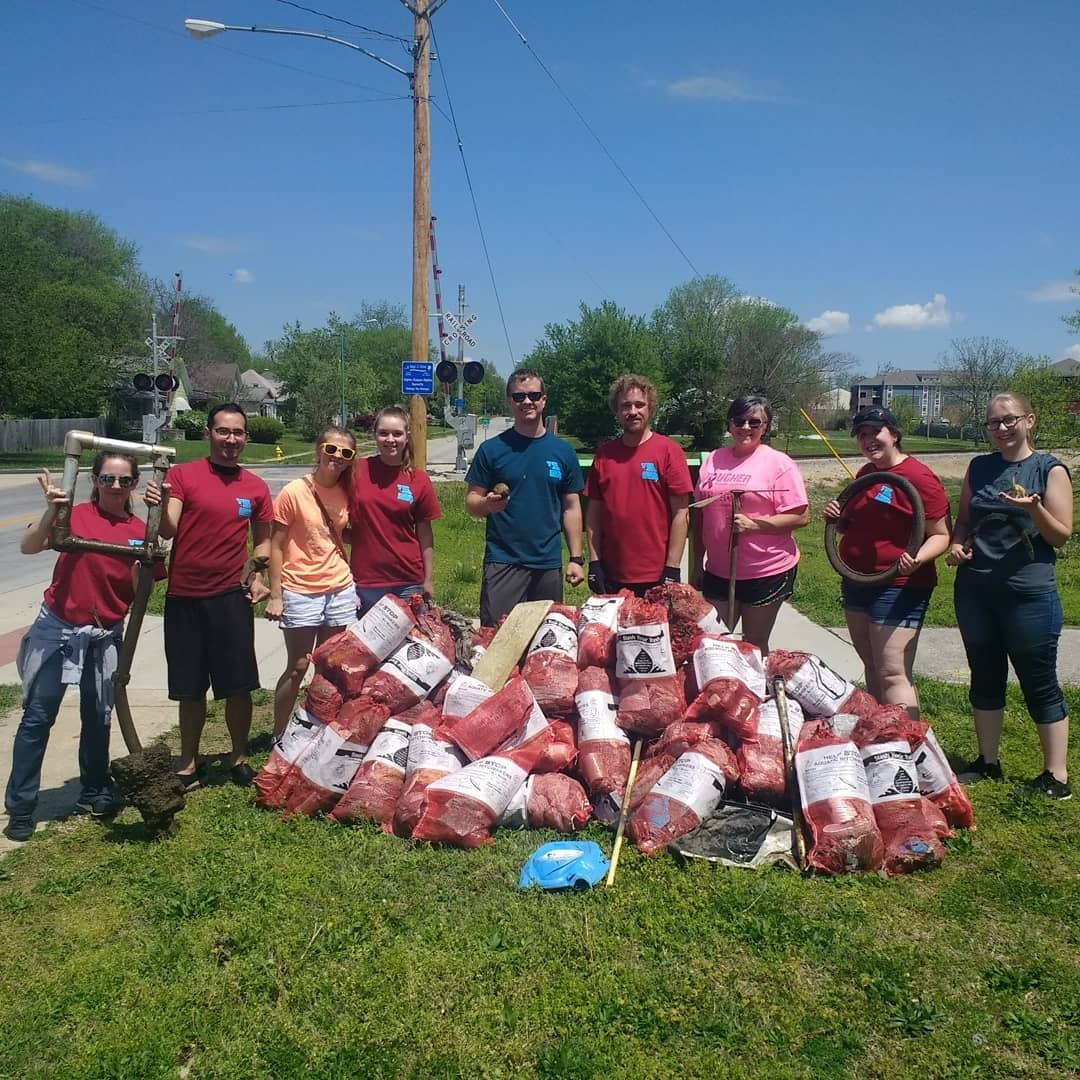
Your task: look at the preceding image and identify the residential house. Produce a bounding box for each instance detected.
[237,368,288,419]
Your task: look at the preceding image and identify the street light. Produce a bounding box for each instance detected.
[184,4,444,468]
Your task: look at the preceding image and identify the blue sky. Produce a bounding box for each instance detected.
[4,0,1079,378]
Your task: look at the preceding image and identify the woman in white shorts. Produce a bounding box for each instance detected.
[266,425,356,736]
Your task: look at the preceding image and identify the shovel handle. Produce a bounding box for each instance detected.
[605,738,643,887]
[726,491,742,634]
[773,675,808,871]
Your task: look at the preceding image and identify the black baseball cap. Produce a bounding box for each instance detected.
[851,405,898,430]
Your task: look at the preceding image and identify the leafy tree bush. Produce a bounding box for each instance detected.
[246,415,285,444]
[172,411,207,435]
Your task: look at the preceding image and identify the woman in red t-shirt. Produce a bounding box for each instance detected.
[349,405,441,615]
[822,406,951,721]
[3,452,162,843]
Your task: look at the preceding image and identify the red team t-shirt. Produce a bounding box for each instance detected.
[838,455,950,589]
[44,502,162,626]
[585,433,694,584]
[349,458,441,587]
[166,458,274,598]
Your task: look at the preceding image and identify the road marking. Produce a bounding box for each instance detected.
[0,514,35,529]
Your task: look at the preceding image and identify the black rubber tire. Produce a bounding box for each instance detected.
[824,471,925,587]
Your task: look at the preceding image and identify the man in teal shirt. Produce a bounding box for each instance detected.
[465,370,585,625]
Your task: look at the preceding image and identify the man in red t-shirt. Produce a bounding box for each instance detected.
[585,374,693,596]
[152,404,273,788]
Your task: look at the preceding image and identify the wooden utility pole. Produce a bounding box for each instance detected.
[410,0,431,470]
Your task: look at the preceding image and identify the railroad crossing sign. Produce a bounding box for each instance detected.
[442,311,477,348]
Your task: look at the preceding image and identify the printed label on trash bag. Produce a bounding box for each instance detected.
[697,608,728,636]
[756,697,804,743]
[278,708,324,764]
[652,752,728,819]
[527,611,578,657]
[404,723,466,778]
[860,739,918,803]
[301,726,369,792]
[579,596,623,630]
[348,595,415,660]
[784,656,854,716]
[616,622,676,679]
[913,728,953,797]
[796,742,870,808]
[575,689,626,743]
[379,635,453,698]
[692,637,766,697]
[441,674,496,719]
[428,756,528,816]
[361,718,411,775]
[499,692,551,752]
[499,775,533,828]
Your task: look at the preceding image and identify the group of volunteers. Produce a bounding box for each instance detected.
[3,374,1073,843]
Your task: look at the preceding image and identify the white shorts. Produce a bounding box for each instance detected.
[280,585,357,629]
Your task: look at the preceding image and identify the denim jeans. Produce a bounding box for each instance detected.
[954,583,1067,725]
[4,645,113,816]
[355,583,425,617]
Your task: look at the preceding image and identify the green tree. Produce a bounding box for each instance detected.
[150,280,252,372]
[1063,268,1080,335]
[1012,358,1080,448]
[521,301,666,446]
[0,194,147,417]
[939,336,1021,432]
[888,395,919,434]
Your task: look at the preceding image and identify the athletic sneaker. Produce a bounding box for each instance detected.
[230,762,256,788]
[73,794,118,817]
[957,756,1003,785]
[3,815,34,842]
[1021,771,1072,801]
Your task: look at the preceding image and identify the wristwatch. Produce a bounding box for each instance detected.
[569,555,585,565]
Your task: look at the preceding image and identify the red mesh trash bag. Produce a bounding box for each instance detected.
[360,608,455,714]
[684,635,767,738]
[627,750,677,812]
[734,696,805,804]
[795,714,884,875]
[435,674,534,761]
[393,699,441,728]
[311,594,416,697]
[644,581,728,666]
[530,719,577,774]
[768,650,874,718]
[575,666,630,795]
[576,594,628,669]
[627,738,740,856]
[337,697,393,744]
[254,707,324,809]
[281,722,371,818]
[614,598,683,736]
[392,722,467,838]
[520,605,580,718]
[651,720,727,759]
[303,673,342,725]
[330,718,411,826]
[412,754,528,847]
[911,726,975,831]
[500,773,592,832]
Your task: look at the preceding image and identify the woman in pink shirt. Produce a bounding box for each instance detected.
[266,425,356,735]
[691,394,810,653]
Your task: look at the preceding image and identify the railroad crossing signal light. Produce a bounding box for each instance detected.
[133,373,153,392]
[155,373,179,392]
[435,360,458,383]
[462,361,484,385]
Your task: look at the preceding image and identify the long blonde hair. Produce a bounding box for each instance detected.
[315,425,356,486]
[373,405,414,473]
[987,392,1036,449]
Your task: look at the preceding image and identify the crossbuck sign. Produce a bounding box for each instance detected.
[442,311,477,349]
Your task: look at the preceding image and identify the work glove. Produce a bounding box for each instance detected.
[662,566,681,584]
[587,562,609,595]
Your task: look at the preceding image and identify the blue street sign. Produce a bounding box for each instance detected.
[401,361,434,395]
[453,397,466,408]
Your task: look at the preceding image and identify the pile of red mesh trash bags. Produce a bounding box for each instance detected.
[253,586,973,875]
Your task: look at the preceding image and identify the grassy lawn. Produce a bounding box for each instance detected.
[1,681,1078,1077]
[793,479,1080,628]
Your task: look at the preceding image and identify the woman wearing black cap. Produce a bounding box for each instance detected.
[822,405,951,722]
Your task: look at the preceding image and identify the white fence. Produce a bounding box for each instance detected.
[0,418,107,452]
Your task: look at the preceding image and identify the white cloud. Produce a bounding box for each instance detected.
[1026,279,1077,303]
[0,157,90,186]
[232,267,255,284]
[806,310,851,336]
[869,293,952,331]
[178,234,236,255]
[666,74,775,102]
[1065,344,1080,361]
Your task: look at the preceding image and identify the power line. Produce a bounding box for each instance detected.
[489,0,702,280]
[429,22,516,366]
[271,0,412,44]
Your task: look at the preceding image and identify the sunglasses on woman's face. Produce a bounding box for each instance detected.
[96,474,137,488]
[510,390,544,403]
[320,442,356,460]
[730,417,763,429]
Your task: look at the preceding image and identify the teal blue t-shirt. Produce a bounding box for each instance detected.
[465,429,584,569]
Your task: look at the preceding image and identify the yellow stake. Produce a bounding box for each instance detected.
[799,407,856,481]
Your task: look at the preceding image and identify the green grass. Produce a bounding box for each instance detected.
[0,684,20,716]
[1,682,1078,1078]
[792,478,1080,628]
